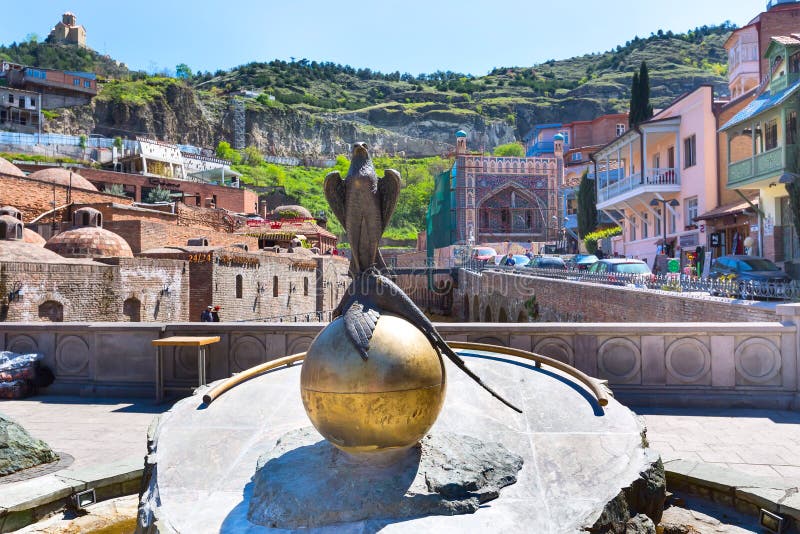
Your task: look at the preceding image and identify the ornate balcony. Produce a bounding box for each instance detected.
[727,145,796,188]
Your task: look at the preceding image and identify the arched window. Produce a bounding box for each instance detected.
[38,300,63,322]
[498,308,509,322]
[273,276,279,297]
[463,295,470,321]
[304,277,309,296]
[483,306,492,322]
[82,212,90,226]
[235,275,243,299]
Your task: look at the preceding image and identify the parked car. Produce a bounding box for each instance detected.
[529,256,567,270]
[567,254,599,271]
[471,247,497,263]
[588,259,652,287]
[493,254,531,267]
[708,255,791,298]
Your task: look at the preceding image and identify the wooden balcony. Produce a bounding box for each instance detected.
[727,145,796,188]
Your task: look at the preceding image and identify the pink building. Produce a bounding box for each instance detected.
[592,86,720,270]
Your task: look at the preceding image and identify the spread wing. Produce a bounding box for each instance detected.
[324,171,347,228]
[378,169,401,231]
[343,301,381,360]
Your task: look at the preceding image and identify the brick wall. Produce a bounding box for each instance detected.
[458,269,778,323]
[0,173,133,222]
[0,257,188,323]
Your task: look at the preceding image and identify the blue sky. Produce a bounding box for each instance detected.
[1,1,765,76]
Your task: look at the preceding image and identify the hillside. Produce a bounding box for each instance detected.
[5,22,734,159]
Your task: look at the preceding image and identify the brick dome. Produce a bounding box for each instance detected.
[0,158,25,178]
[45,227,133,258]
[27,168,97,191]
[0,240,69,262]
[274,205,312,219]
[23,229,47,246]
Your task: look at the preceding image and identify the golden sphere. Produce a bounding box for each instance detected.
[300,313,446,456]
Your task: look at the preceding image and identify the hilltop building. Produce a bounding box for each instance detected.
[47,12,87,48]
[1,61,97,109]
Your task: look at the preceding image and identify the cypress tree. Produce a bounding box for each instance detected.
[577,170,598,238]
[638,61,653,121]
[628,71,640,128]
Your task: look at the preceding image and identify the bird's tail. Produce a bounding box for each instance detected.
[438,341,523,413]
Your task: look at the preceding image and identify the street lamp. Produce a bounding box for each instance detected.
[649,198,680,257]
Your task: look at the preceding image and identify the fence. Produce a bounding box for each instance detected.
[470,262,800,301]
[0,130,139,151]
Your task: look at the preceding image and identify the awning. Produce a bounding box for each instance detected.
[696,195,758,221]
[719,79,800,131]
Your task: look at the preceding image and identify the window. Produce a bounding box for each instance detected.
[616,124,626,137]
[235,275,243,298]
[667,146,675,169]
[787,111,798,146]
[73,78,80,86]
[630,219,636,241]
[571,152,582,162]
[304,277,309,296]
[683,135,697,168]
[765,119,778,150]
[669,210,677,234]
[655,208,662,236]
[642,212,649,239]
[685,197,698,227]
[559,131,569,145]
[8,94,13,104]
[272,276,278,297]
[84,80,91,88]
[791,52,800,73]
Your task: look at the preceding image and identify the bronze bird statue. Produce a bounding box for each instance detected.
[324,142,400,276]
[325,143,521,413]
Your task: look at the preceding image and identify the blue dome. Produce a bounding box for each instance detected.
[553,133,565,141]
[455,130,467,138]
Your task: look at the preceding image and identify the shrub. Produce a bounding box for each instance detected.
[583,226,622,253]
[145,186,172,203]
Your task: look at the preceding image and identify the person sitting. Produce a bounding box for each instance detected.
[502,252,516,267]
[211,306,221,322]
[200,306,213,322]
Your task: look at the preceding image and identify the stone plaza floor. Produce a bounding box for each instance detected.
[1,396,798,488]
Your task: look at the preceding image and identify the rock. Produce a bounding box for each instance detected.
[246,428,523,529]
[625,514,656,534]
[0,413,58,477]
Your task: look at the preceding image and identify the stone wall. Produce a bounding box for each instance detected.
[1,313,797,409]
[457,269,778,324]
[0,258,189,323]
[107,219,259,254]
[0,173,133,221]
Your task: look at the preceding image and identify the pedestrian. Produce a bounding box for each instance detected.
[503,252,516,267]
[200,305,213,322]
[595,246,605,259]
[211,306,221,322]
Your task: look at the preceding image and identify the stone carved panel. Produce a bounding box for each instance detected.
[598,338,641,384]
[232,335,266,372]
[665,338,711,384]
[533,337,574,365]
[470,336,505,347]
[7,334,37,355]
[55,335,90,376]
[287,336,314,356]
[176,346,199,378]
[735,337,781,385]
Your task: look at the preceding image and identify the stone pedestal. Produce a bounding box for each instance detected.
[138,351,664,533]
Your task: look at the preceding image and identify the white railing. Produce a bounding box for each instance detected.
[598,167,679,203]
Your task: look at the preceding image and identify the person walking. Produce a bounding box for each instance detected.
[211,305,221,322]
[200,306,213,322]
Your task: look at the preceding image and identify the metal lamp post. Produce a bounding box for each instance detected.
[649,198,680,257]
